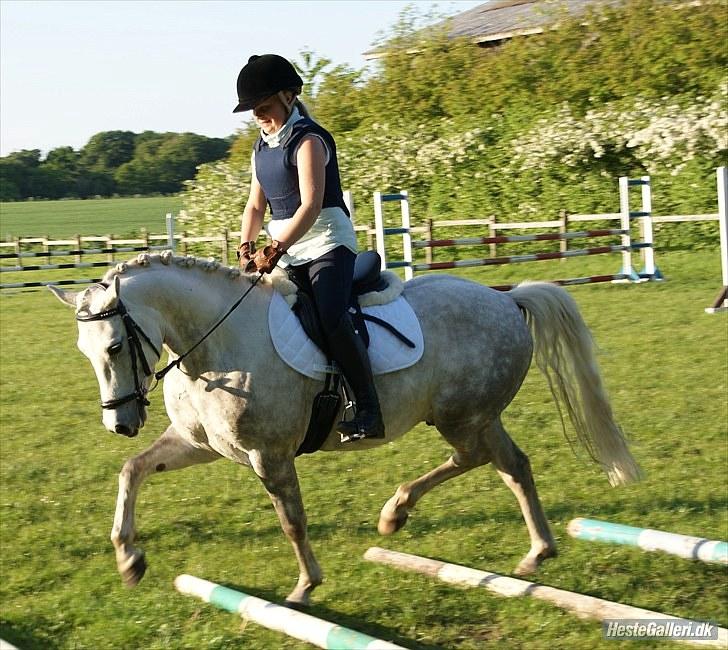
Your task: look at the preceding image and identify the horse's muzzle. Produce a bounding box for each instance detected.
[114,424,139,438]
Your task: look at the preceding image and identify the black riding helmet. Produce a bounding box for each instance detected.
[233,54,304,113]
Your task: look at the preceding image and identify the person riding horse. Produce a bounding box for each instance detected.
[233,53,384,443]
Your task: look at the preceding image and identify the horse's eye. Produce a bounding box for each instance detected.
[108,342,123,355]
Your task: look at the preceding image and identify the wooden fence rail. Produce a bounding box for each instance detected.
[0,209,720,290]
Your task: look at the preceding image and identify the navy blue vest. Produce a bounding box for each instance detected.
[254,118,350,220]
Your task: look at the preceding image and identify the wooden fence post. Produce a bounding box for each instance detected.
[425,218,433,265]
[489,217,497,258]
[106,235,113,264]
[14,237,21,269]
[221,229,229,266]
[560,210,568,262]
[75,235,82,266]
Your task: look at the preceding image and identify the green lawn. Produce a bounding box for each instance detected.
[0,196,183,239]
[0,249,726,649]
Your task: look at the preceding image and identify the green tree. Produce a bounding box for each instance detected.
[293,49,332,100]
[44,146,79,170]
[312,65,365,133]
[0,159,23,200]
[0,151,42,199]
[79,130,136,173]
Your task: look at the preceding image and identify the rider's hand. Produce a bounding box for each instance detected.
[237,241,256,268]
[246,240,286,274]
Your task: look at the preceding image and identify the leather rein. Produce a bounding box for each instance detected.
[77,272,264,414]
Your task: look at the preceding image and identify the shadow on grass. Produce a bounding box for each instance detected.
[147,517,377,546]
[205,580,437,650]
[0,618,62,650]
[392,492,728,534]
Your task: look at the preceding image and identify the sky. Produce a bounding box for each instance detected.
[0,0,484,157]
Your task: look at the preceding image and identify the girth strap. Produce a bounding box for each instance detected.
[360,313,416,349]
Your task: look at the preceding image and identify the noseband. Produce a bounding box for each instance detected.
[76,300,160,412]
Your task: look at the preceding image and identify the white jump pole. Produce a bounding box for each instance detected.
[174,575,407,650]
[364,548,727,647]
[567,518,728,564]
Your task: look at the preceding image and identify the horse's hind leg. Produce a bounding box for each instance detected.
[111,425,220,587]
[378,446,490,536]
[489,418,556,575]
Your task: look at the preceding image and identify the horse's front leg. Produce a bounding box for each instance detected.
[111,425,220,587]
[250,451,322,606]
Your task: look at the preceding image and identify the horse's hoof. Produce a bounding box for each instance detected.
[513,557,538,576]
[284,589,311,608]
[121,552,147,587]
[377,510,409,535]
[513,547,556,576]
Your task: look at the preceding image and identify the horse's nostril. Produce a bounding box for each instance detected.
[115,424,131,436]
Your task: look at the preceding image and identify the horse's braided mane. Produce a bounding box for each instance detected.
[100,251,296,294]
[101,251,257,284]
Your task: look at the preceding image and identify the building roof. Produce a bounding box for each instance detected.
[364,0,622,58]
[448,0,619,43]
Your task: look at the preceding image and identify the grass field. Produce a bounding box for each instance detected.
[0,249,726,649]
[0,196,183,239]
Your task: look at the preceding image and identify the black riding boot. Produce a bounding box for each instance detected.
[326,315,385,443]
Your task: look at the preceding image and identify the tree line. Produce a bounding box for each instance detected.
[0,130,231,201]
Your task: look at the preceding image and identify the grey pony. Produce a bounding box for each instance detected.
[50,252,640,606]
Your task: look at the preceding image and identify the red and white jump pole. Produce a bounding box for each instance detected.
[373,176,659,285]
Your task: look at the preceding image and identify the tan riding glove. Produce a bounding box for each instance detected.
[246,240,287,274]
[237,241,256,268]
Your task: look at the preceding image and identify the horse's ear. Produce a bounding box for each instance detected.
[100,275,121,310]
[47,285,79,308]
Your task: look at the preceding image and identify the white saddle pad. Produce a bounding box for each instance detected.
[268,291,424,380]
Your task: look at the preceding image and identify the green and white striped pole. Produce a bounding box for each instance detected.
[174,575,407,650]
[568,518,727,565]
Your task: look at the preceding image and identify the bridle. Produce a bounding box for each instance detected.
[76,271,264,420]
[76,299,160,413]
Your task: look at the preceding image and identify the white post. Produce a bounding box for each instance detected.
[166,213,175,251]
[706,166,728,313]
[343,190,355,226]
[618,176,634,281]
[373,191,386,270]
[639,176,660,279]
[400,190,413,280]
[717,166,728,289]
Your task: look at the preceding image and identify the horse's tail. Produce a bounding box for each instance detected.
[508,281,641,487]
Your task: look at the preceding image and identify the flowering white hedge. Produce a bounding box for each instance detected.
[180,84,726,234]
[510,83,727,175]
[178,159,249,235]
